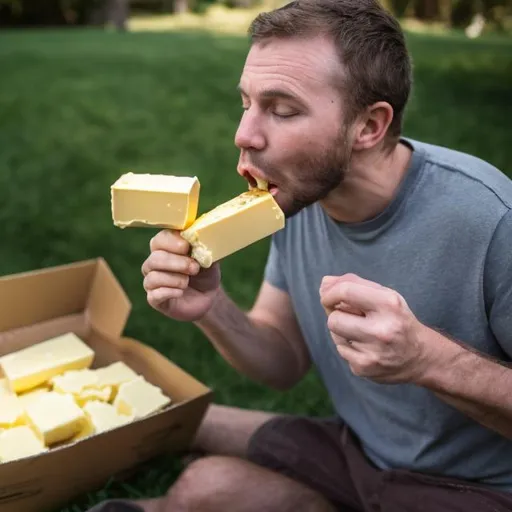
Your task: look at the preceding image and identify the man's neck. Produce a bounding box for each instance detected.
[320,140,413,224]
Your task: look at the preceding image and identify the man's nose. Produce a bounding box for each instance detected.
[234,110,266,151]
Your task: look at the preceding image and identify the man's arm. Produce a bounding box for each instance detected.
[415,325,512,439]
[195,282,311,391]
[319,273,512,440]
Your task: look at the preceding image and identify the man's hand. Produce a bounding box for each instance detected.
[141,230,221,322]
[319,273,432,384]
[321,275,512,441]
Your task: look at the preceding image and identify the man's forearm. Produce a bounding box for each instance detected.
[416,324,512,439]
[194,288,303,391]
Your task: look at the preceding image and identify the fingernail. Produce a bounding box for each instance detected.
[189,261,199,274]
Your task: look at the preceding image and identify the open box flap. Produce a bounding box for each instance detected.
[0,258,132,340]
[86,258,131,339]
[0,260,97,333]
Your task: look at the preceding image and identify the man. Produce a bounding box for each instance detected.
[91,0,512,511]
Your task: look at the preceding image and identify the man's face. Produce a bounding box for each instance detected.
[235,35,353,217]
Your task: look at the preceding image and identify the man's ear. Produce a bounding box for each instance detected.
[351,102,394,151]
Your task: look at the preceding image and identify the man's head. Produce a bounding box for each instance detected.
[235,0,412,218]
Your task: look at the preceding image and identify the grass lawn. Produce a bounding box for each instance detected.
[0,23,511,512]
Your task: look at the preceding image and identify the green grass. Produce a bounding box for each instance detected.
[0,26,511,511]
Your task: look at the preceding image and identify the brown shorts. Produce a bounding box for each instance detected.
[246,415,512,512]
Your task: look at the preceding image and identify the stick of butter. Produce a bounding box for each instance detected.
[0,426,48,462]
[181,188,285,268]
[93,361,139,401]
[51,369,99,394]
[114,376,171,419]
[0,379,26,428]
[75,386,112,408]
[111,172,200,230]
[83,401,133,434]
[17,386,50,408]
[25,391,87,446]
[0,333,94,393]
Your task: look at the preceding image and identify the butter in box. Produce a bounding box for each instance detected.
[0,258,213,512]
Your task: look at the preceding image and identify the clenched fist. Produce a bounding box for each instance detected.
[141,230,221,322]
[319,273,431,384]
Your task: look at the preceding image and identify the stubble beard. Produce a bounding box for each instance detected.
[282,126,352,218]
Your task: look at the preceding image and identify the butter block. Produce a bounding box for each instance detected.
[181,189,285,268]
[25,391,87,446]
[0,426,47,462]
[51,369,99,394]
[0,378,13,396]
[83,401,133,434]
[75,386,112,407]
[114,376,171,419]
[0,378,26,427]
[0,332,94,393]
[72,416,95,441]
[0,393,26,428]
[94,361,138,400]
[111,172,200,230]
[17,385,50,408]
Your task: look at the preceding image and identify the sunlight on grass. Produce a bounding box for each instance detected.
[127,2,510,38]
[129,1,287,35]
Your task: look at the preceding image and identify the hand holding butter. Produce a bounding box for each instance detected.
[141,229,221,321]
[111,172,285,268]
[111,171,285,321]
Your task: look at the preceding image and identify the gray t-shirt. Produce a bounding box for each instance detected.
[264,137,512,490]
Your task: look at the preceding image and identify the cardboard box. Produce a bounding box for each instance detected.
[0,258,213,512]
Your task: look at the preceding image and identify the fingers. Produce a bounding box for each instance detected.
[321,279,398,313]
[149,229,190,256]
[331,333,362,352]
[143,270,189,293]
[320,274,382,315]
[141,230,201,309]
[143,268,190,309]
[320,274,384,308]
[335,343,370,375]
[322,273,384,290]
[319,275,339,295]
[327,309,371,344]
[147,287,184,309]
[334,300,365,317]
[141,249,200,278]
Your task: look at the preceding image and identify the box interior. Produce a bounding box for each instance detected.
[0,257,210,407]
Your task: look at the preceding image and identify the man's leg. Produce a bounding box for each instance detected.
[161,455,336,511]
[90,456,337,512]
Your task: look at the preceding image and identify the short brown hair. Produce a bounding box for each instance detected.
[248,0,412,141]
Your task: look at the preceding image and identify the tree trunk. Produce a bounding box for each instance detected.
[174,0,189,14]
[438,0,453,24]
[106,0,129,30]
[414,0,439,20]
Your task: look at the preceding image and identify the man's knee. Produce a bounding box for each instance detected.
[166,456,242,509]
[165,454,336,512]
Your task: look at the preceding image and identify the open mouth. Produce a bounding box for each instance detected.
[242,170,278,196]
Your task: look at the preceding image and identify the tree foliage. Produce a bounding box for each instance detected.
[0,0,509,30]
[388,0,511,29]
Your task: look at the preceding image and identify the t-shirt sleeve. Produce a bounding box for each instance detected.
[263,234,288,292]
[484,208,512,356]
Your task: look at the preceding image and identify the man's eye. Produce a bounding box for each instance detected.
[273,109,298,118]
